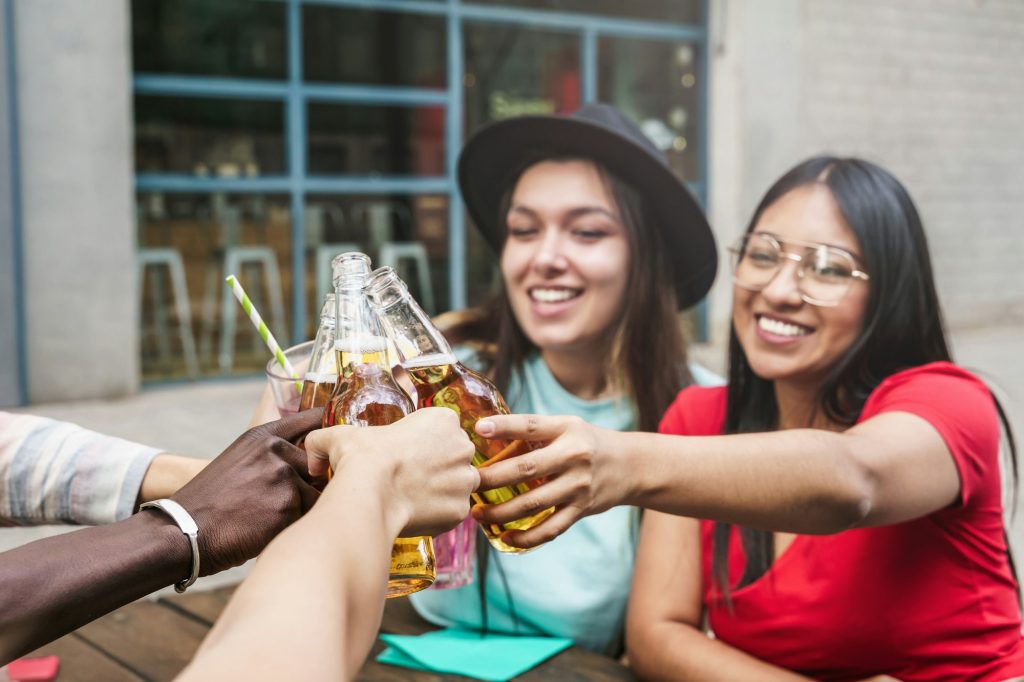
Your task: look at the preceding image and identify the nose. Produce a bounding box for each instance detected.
[759,256,804,308]
[531,227,568,275]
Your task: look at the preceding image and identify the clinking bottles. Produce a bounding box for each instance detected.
[323,253,436,597]
[365,266,555,554]
[299,293,338,411]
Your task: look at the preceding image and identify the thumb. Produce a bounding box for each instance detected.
[304,424,350,478]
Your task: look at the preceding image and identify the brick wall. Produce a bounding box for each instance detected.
[709,0,1024,336]
[797,0,1024,328]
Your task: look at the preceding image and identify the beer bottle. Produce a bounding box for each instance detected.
[324,254,436,597]
[365,267,555,554]
[299,292,339,411]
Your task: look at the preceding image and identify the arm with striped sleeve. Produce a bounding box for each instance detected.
[0,411,181,526]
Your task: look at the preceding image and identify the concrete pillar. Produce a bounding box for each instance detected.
[15,0,136,401]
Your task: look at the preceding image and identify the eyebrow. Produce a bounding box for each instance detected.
[757,230,865,262]
[508,205,620,223]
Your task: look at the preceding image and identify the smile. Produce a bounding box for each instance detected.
[529,287,582,303]
[757,314,813,338]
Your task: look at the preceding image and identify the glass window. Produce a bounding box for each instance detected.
[307,103,445,176]
[463,23,580,134]
[137,193,293,381]
[302,6,446,87]
[132,0,286,79]
[466,0,702,24]
[599,37,701,182]
[135,96,285,176]
[304,194,452,333]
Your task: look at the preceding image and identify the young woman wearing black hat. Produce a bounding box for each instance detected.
[408,103,720,654]
[470,157,1024,679]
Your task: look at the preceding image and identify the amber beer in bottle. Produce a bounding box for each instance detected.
[299,293,339,411]
[323,254,436,597]
[365,267,555,554]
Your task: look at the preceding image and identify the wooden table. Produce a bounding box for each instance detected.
[26,587,636,681]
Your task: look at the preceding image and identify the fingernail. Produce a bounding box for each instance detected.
[470,503,485,519]
[476,419,494,436]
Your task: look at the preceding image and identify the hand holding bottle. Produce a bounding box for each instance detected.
[471,413,633,549]
[305,408,479,537]
[170,409,325,574]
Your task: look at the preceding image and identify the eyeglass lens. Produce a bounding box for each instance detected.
[732,233,858,304]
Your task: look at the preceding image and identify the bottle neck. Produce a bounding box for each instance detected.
[366,273,454,367]
[334,287,390,376]
[306,296,338,380]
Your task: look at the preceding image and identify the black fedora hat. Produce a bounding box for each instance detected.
[457,102,717,310]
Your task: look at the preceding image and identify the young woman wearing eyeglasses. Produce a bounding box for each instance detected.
[470,156,1024,679]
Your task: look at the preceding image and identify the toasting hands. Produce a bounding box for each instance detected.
[170,408,324,575]
[471,414,631,549]
[304,407,479,537]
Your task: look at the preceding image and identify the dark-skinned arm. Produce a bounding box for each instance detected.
[0,409,324,664]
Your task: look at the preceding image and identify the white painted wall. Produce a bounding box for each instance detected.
[15,0,137,401]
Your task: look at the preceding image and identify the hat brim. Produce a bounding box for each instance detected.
[458,115,717,310]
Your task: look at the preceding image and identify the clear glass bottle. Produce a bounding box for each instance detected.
[324,253,436,597]
[365,266,555,554]
[299,292,338,411]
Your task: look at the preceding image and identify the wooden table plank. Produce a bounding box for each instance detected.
[73,601,208,681]
[35,585,633,682]
[24,633,143,682]
[159,587,235,627]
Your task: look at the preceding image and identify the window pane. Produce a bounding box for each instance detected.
[304,194,452,333]
[464,24,580,133]
[135,96,285,175]
[598,38,701,181]
[137,193,293,381]
[132,0,286,79]
[466,0,702,23]
[307,103,445,175]
[303,6,446,87]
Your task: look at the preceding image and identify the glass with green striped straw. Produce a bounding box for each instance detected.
[224,275,305,414]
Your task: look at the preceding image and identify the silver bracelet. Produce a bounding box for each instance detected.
[140,498,200,593]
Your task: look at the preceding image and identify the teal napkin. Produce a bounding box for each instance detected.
[377,628,573,681]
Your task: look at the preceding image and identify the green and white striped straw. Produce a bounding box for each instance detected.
[225,275,301,390]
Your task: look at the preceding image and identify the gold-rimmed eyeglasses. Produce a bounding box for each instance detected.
[728,232,870,307]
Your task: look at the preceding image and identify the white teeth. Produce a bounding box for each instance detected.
[758,316,810,337]
[530,288,578,303]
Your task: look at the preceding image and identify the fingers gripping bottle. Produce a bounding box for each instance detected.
[323,253,436,597]
[299,293,339,411]
[365,266,555,554]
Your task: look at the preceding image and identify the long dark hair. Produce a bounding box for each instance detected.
[445,156,697,646]
[445,155,692,433]
[713,156,1019,598]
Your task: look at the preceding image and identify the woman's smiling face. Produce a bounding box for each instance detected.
[732,183,870,389]
[500,159,631,356]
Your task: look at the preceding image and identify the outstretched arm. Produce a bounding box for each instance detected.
[472,411,960,549]
[178,408,479,682]
[0,410,323,664]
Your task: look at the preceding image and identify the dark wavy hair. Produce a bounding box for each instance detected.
[445,155,697,647]
[713,156,1018,599]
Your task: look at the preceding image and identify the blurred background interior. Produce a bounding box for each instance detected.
[0,0,1021,409]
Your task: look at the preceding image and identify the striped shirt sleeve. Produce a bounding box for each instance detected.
[0,411,162,526]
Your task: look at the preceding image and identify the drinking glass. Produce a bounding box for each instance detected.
[430,516,476,589]
[265,340,314,416]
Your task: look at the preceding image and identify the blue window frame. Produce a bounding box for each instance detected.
[133,0,710,360]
